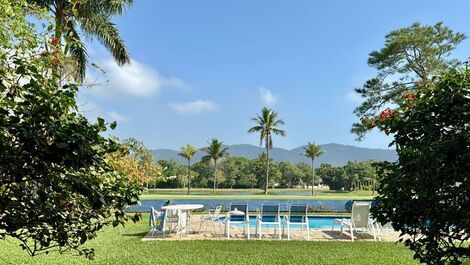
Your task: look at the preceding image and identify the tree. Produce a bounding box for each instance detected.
[343,160,378,192]
[302,142,324,195]
[107,138,163,187]
[316,164,343,190]
[296,163,313,188]
[221,156,242,188]
[251,153,281,190]
[278,161,304,188]
[0,3,140,258]
[28,0,133,80]
[370,69,470,264]
[156,160,187,188]
[201,139,228,195]
[191,161,212,188]
[177,144,197,195]
[248,107,285,194]
[352,22,466,139]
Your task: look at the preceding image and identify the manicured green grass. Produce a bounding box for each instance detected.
[141,190,375,200]
[0,215,417,265]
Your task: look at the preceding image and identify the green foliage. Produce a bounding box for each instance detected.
[28,0,133,80]
[0,1,140,258]
[318,161,378,191]
[201,139,228,194]
[251,153,281,189]
[302,142,325,194]
[317,164,347,190]
[156,156,379,192]
[177,144,198,194]
[156,160,187,188]
[248,107,285,194]
[108,138,163,186]
[372,69,470,264]
[220,156,251,188]
[352,22,466,139]
[278,161,305,188]
[123,138,155,164]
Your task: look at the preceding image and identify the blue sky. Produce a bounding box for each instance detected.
[78,0,470,150]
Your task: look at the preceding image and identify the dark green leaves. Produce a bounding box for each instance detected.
[110,121,117,130]
[352,22,466,140]
[0,2,141,258]
[372,69,470,264]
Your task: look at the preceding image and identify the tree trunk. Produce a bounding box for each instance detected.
[265,145,269,195]
[311,159,315,196]
[187,159,191,195]
[213,159,217,195]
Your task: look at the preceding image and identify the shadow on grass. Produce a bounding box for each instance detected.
[323,230,377,241]
[121,232,148,238]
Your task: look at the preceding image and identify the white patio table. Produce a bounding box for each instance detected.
[161,204,204,234]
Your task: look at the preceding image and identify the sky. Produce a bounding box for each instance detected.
[78,0,470,150]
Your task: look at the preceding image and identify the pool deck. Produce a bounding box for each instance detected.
[142,215,401,242]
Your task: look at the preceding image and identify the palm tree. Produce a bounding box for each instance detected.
[201,139,228,195]
[29,0,132,80]
[248,107,285,194]
[177,144,197,195]
[302,142,324,195]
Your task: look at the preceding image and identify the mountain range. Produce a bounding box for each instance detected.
[151,143,397,167]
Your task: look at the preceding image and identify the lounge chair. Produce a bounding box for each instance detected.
[256,204,282,239]
[199,205,223,234]
[284,204,309,240]
[225,203,250,239]
[332,201,378,241]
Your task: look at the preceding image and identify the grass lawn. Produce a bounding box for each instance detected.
[141,190,375,200]
[0,214,417,265]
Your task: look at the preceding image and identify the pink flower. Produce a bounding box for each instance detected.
[380,108,395,120]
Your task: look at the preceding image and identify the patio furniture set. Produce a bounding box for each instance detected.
[149,201,381,241]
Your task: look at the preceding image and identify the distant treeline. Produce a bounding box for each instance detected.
[153,154,379,191]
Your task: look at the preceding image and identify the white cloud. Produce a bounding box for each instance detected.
[87,59,190,97]
[76,96,130,123]
[108,111,129,122]
[169,100,217,114]
[345,91,363,102]
[259,86,278,106]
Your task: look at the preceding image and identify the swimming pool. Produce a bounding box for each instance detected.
[220,216,349,229]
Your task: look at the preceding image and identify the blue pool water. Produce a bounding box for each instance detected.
[220,216,349,229]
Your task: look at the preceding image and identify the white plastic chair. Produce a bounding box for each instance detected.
[225,203,250,239]
[284,204,309,240]
[256,204,282,239]
[199,205,223,234]
[332,201,378,241]
[163,208,179,236]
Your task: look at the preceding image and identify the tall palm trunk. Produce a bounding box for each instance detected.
[54,4,63,40]
[54,5,65,85]
[187,159,191,195]
[311,159,315,196]
[213,159,217,195]
[265,144,269,195]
